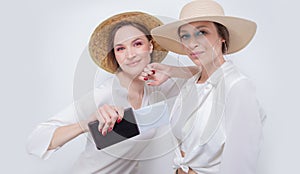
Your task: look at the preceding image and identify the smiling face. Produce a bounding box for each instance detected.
[179,21,224,68]
[113,25,153,77]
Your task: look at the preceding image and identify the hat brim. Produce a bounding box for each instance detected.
[89,12,168,73]
[151,16,257,55]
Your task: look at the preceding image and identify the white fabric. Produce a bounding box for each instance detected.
[170,61,266,174]
[26,76,185,174]
[134,100,170,133]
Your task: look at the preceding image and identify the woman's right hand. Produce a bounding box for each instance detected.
[85,104,124,136]
[139,63,200,86]
[139,63,171,86]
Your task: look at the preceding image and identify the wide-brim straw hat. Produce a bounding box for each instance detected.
[151,0,257,55]
[89,11,168,73]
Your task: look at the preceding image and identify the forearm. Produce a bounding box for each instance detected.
[48,122,86,150]
[168,66,200,78]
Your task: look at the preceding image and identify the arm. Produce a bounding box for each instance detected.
[26,87,113,159]
[47,122,85,150]
[139,63,200,86]
[220,79,264,174]
[26,103,79,159]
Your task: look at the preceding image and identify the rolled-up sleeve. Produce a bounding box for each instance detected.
[26,87,110,160]
[26,103,77,160]
[219,79,265,174]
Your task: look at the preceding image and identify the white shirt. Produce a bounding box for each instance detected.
[170,61,266,174]
[26,76,185,174]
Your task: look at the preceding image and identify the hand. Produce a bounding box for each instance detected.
[85,104,124,136]
[139,63,171,86]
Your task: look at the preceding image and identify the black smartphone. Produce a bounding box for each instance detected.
[88,108,140,150]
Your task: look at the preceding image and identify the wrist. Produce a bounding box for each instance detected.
[78,121,89,133]
[165,65,173,78]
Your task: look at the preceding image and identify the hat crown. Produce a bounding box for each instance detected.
[179,0,224,20]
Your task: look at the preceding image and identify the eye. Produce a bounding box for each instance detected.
[133,41,143,47]
[195,30,207,37]
[115,46,125,52]
[179,33,191,40]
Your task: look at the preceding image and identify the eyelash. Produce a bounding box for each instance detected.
[180,30,208,40]
[196,30,207,36]
[115,41,144,52]
[115,47,125,52]
[133,41,143,47]
[180,34,190,40]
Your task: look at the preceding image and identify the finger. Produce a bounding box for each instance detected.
[95,111,105,132]
[115,107,124,123]
[105,107,119,131]
[140,72,150,80]
[143,66,153,76]
[99,107,112,136]
[140,71,148,77]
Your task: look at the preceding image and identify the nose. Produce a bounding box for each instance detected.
[126,46,136,59]
[186,37,199,50]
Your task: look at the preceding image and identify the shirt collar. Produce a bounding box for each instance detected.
[206,60,235,87]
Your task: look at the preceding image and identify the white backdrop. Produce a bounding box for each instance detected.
[1,0,299,173]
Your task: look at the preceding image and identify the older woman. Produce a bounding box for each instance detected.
[144,0,266,173]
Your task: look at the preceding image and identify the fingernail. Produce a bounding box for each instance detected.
[108,127,113,132]
[144,77,148,81]
[151,70,155,74]
[117,118,122,123]
[102,131,107,136]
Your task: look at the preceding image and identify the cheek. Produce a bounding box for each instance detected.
[138,45,151,54]
[137,46,152,60]
[114,52,126,66]
[181,43,190,53]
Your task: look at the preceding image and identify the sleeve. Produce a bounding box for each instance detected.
[26,103,77,160]
[26,86,110,160]
[219,79,265,174]
[159,77,187,99]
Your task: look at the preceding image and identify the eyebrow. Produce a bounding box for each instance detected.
[114,38,143,47]
[179,25,209,33]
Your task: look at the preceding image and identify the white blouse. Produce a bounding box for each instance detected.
[26,76,185,174]
[170,61,266,174]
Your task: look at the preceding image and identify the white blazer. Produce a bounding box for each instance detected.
[170,61,266,174]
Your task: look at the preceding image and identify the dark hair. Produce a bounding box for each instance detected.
[213,22,230,54]
[107,21,152,71]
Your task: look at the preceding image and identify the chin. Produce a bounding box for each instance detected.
[127,70,143,78]
[190,59,202,67]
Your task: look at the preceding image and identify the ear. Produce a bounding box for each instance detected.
[149,40,154,54]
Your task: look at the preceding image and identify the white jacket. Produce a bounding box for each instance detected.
[171,61,266,174]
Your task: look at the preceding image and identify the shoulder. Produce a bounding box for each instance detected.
[222,62,255,93]
[93,76,119,103]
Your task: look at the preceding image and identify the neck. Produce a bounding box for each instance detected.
[198,56,225,83]
[116,71,145,109]
[117,71,144,91]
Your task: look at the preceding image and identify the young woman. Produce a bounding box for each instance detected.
[143,0,266,173]
[27,12,198,174]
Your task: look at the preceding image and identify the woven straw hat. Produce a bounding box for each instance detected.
[151,0,257,55]
[89,11,168,73]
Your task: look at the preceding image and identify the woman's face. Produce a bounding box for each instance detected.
[113,25,153,77]
[179,21,223,68]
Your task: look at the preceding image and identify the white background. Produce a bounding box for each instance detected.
[1,0,299,173]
